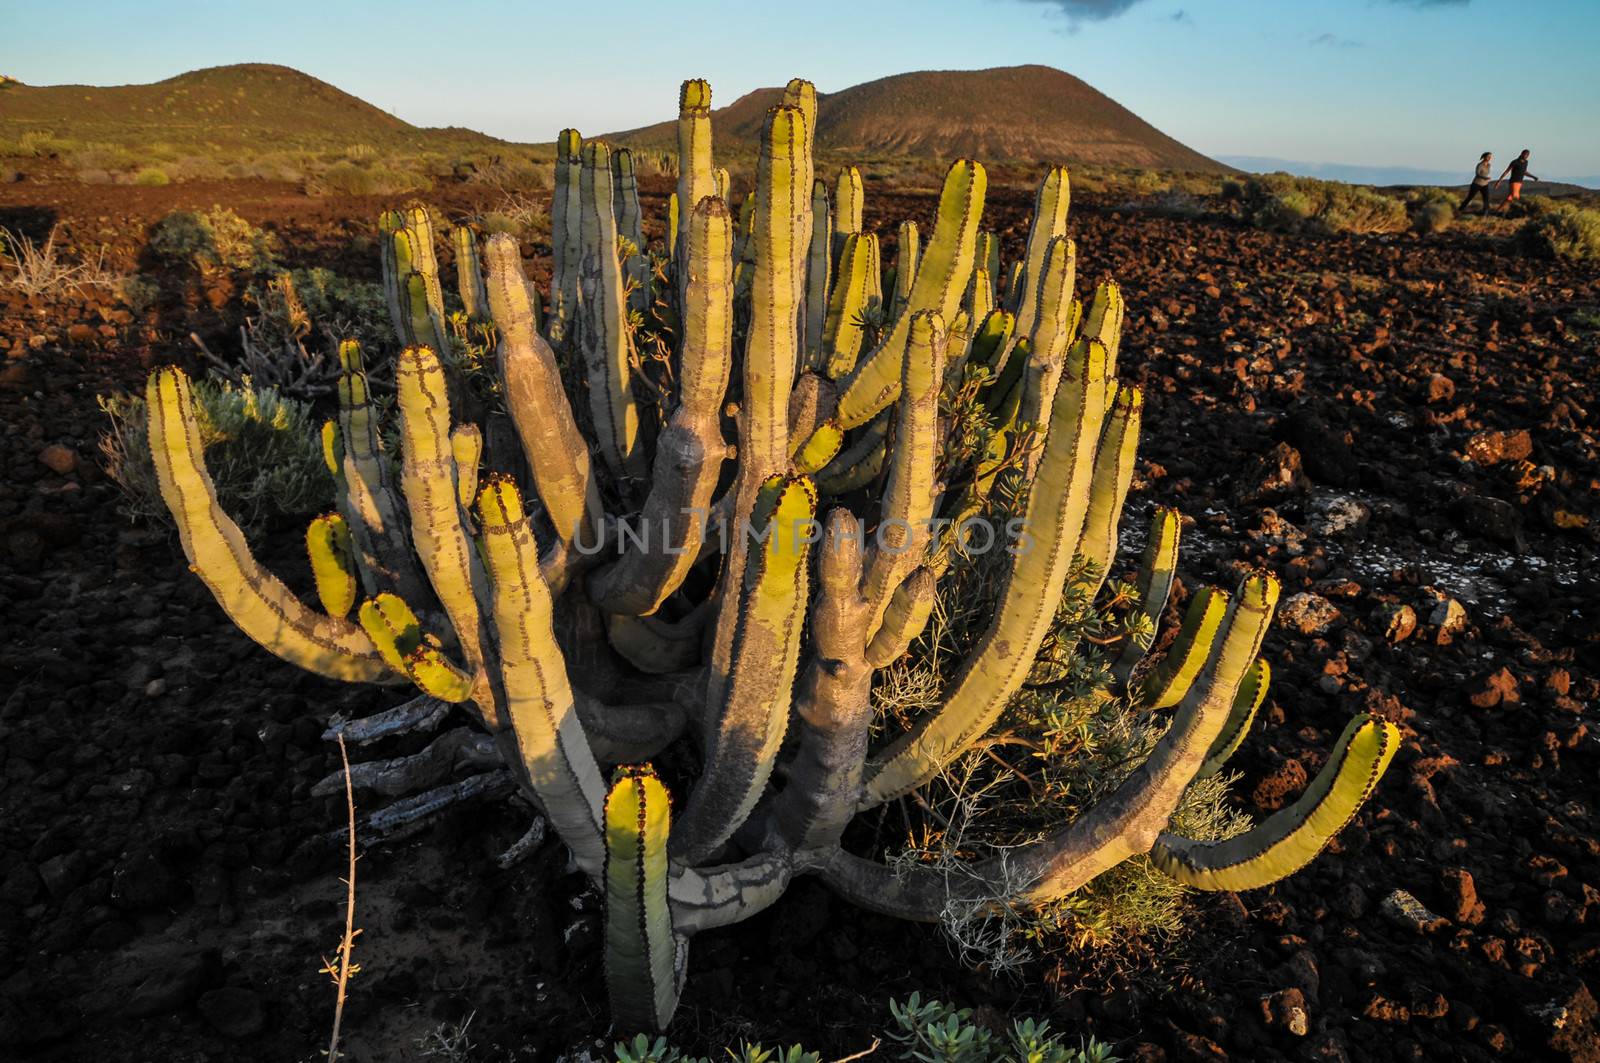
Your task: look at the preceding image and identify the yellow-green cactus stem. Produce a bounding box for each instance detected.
[814,410,888,496]
[675,475,817,863]
[864,335,1107,804]
[578,139,647,482]
[450,424,482,511]
[1199,657,1270,778]
[589,194,734,616]
[1083,280,1125,403]
[706,105,806,693]
[306,513,358,619]
[676,79,715,263]
[454,224,489,323]
[1075,385,1143,598]
[792,420,844,475]
[145,367,389,683]
[667,193,680,262]
[892,220,920,317]
[1152,713,1399,891]
[861,311,944,640]
[803,178,831,370]
[612,147,650,316]
[1135,587,1230,710]
[1112,506,1182,684]
[834,160,986,429]
[356,592,475,703]
[865,568,938,668]
[603,766,679,1033]
[477,477,607,871]
[832,165,864,263]
[1009,167,1070,344]
[822,231,879,380]
[395,345,487,680]
[551,129,583,339]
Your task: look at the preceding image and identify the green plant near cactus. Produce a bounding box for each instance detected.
[101,374,333,527]
[613,994,1119,1063]
[143,77,1399,1033]
[148,205,278,272]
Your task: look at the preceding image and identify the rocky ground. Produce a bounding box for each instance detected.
[1,170,1597,1062]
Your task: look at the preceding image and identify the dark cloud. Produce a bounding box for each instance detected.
[1311,31,1363,47]
[1169,9,1193,24]
[1015,0,1151,25]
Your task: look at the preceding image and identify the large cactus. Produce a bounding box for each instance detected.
[146,77,1397,1034]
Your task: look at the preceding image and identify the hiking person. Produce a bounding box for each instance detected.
[1460,151,1493,215]
[1495,149,1540,212]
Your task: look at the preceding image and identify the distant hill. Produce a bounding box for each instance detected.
[1218,154,1600,192]
[0,63,502,153]
[608,65,1225,172]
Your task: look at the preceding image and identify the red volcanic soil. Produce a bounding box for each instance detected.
[1,170,1598,1061]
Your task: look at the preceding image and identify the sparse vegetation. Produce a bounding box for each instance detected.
[1408,199,1459,235]
[1243,173,1408,234]
[99,374,334,527]
[888,551,1249,976]
[609,996,1119,1063]
[0,226,124,297]
[311,159,431,197]
[133,166,171,187]
[1518,199,1600,263]
[149,206,278,272]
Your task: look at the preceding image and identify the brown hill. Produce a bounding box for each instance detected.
[0,63,502,153]
[607,65,1223,171]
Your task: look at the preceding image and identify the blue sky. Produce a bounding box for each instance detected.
[4,0,1597,177]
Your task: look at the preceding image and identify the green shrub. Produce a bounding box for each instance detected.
[606,996,1119,1063]
[248,266,391,352]
[312,160,431,197]
[149,206,277,272]
[133,167,171,187]
[121,274,161,313]
[1518,200,1600,263]
[884,539,1248,975]
[1219,178,1245,201]
[1411,200,1453,234]
[1244,173,1407,234]
[99,374,334,528]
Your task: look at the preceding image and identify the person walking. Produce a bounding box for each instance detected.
[1495,149,1540,212]
[1459,151,1494,215]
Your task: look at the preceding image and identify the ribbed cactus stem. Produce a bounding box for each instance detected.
[892,220,920,316]
[603,766,680,1033]
[454,225,490,323]
[803,178,831,370]
[703,105,805,727]
[676,79,715,263]
[578,139,647,482]
[834,160,985,429]
[551,129,583,340]
[863,334,1107,804]
[1010,167,1070,337]
[483,233,600,549]
[145,367,389,683]
[477,476,607,872]
[612,147,650,316]
[832,165,864,263]
[822,232,879,380]
[589,194,734,616]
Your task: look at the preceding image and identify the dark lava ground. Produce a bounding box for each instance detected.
[1,170,1598,1062]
